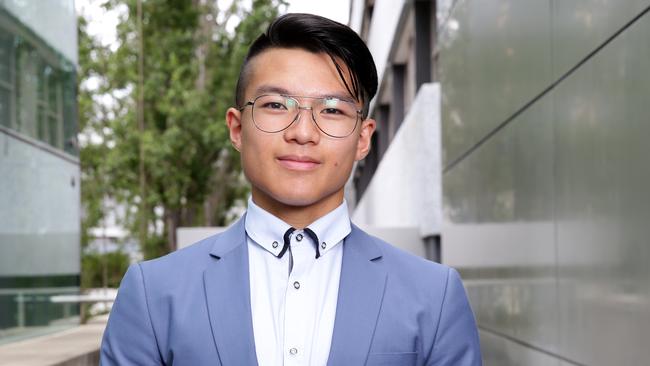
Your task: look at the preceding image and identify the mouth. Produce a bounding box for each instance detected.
[276,155,322,171]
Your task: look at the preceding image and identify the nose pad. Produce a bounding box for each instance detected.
[291,107,316,127]
[297,106,313,118]
[285,106,320,141]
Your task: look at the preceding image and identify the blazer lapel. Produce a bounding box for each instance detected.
[203,216,258,366]
[327,224,387,365]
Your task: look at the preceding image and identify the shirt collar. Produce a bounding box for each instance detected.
[244,197,351,258]
[305,200,351,256]
[245,197,292,257]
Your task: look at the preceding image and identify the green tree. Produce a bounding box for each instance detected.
[81,251,130,288]
[78,0,286,261]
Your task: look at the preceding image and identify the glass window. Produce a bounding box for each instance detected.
[0,88,9,127]
[0,2,81,346]
[0,30,11,83]
[2,28,76,154]
[0,30,13,128]
[61,69,77,155]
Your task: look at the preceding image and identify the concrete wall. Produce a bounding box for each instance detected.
[177,227,225,250]
[352,83,442,247]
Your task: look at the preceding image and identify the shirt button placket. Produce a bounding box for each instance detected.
[284,232,308,366]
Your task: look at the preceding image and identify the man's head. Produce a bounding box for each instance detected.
[226,13,378,222]
[235,13,378,117]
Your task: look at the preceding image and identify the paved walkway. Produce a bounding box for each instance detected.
[0,315,107,366]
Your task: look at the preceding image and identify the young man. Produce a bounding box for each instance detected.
[101,13,481,366]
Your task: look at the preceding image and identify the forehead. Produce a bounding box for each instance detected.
[244,48,354,100]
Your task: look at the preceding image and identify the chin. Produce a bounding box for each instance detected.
[265,182,343,208]
[270,190,323,208]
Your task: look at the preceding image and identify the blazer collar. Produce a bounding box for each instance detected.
[204,219,387,366]
[327,224,387,365]
[208,213,248,259]
[204,215,259,366]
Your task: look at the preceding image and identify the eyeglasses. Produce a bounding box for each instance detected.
[239,94,363,138]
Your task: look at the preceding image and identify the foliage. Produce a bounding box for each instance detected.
[78,0,286,262]
[81,251,131,288]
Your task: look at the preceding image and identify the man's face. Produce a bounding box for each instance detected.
[226,48,375,214]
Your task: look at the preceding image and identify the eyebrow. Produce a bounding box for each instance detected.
[252,84,357,103]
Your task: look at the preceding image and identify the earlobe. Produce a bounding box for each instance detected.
[226,107,243,152]
[355,118,376,161]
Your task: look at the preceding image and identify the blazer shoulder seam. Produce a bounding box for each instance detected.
[137,262,165,361]
[428,266,452,358]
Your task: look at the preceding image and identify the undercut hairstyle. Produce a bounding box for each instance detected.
[234,13,378,118]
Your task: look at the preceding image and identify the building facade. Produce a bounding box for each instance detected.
[348,0,442,261]
[350,0,650,365]
[0,0,80,344]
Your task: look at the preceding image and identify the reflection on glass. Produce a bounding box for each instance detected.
[0,281,80,345]
[0,15,76,155]
[0,2,80,345]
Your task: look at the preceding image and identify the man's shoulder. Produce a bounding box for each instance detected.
[141,234,216,269]
[351,225,450,279]
[351,226,461,311]
[127,235,215,292]
[138,217,246,275]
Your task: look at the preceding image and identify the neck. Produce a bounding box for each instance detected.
[251,187,344,229]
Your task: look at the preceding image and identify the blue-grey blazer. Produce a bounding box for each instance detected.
[100,216,481,365]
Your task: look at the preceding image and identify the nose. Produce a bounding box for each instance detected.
[283,106,321,144]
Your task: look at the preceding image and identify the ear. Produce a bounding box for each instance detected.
[226,107,243,152]
[355,118,376,161]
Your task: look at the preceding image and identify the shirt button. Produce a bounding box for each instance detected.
[272,241,278,248]
[296,233,303,241]
[321,242,327,249]
[293,281,300,289]
[289,347,298,355]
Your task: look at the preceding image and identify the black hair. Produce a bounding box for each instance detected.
[234,13,378,118]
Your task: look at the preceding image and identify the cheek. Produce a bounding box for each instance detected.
[330,148,356,174]
[239,133,271,176]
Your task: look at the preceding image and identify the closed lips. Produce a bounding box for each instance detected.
[276,155,321,170]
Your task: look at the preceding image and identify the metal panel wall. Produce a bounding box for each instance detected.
[552,9,650,364]
[438,0,552,168]
[439,0,650,364]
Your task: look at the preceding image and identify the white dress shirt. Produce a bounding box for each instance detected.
[245,197,351,366]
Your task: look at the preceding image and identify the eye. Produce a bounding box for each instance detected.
[325,106,344,113]
[261,101,287,110]
[321,98,342,114]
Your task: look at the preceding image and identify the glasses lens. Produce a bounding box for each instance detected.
[252,95,297,132]
[251,94,359,137]
[313,98,359,137]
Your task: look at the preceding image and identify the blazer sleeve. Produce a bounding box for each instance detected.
[427,268,482,366]
[100,263,163,365]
